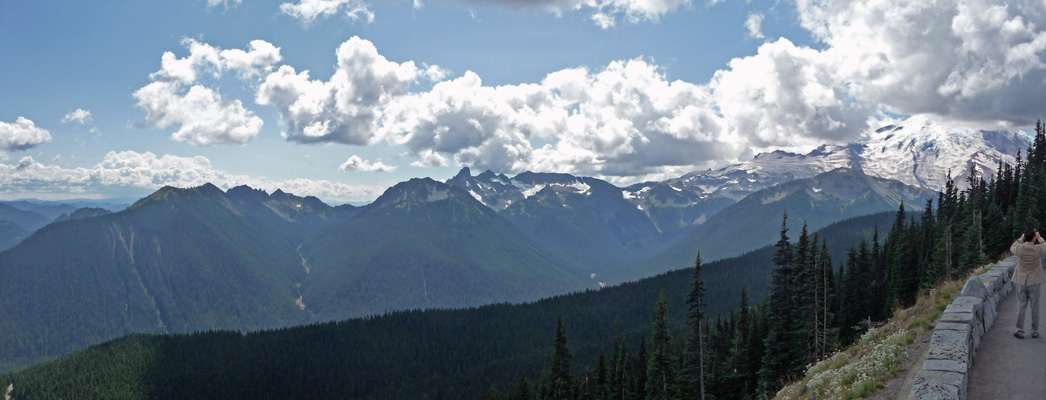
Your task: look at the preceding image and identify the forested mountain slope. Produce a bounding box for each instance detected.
[0,211,896,399]
[614,168,935,282]
[299,178,592,320]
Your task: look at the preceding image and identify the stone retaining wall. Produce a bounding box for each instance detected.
[907,256,1018,400]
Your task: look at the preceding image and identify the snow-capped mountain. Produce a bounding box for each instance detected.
[627,144,864,203]
[660,115,1029,199]
[445,167,521,211]
[860,114,1028,191]
[441,114,1027,248]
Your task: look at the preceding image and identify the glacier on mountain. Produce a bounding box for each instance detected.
[683,114,1029,195]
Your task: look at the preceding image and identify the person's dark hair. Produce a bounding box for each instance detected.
[1025,227,1037,243]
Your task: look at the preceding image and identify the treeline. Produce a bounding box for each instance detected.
[508,123,1046,399]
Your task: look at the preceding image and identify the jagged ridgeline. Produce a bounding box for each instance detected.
[0,212,897,399]
[0,168,943,375]
[0,179,592,373]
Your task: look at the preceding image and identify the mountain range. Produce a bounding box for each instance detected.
[0,199,130,252]
[0,211,900,399]
[0,115,1030,373]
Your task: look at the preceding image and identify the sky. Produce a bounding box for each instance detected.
[2,0,1046,204]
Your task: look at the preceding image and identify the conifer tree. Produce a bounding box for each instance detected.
[486,384,501,400]
[838,247,860,343]
[886,203,918,310]
[930,216,953,282]
[551,316,573,400]
[1014,158,1037,237]
[512,376,534,400]
[815,239,836,359]
[596,351,609,400]
[683,254,706,400]
[635,340,648,400]
[790,223,814,369]
[609,340,624,400]
[730,285,750,397]
[958,210,988,275]
[867,230,886,322]
[646,294,674,400]
[919,199,938,289]
[757,214,794,397]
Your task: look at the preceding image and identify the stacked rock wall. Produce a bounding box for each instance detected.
[907,257,1017,400]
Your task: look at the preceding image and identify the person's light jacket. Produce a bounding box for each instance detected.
[1011,238,1046,285]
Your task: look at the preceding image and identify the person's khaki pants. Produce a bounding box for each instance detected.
[1016,283,1041,334]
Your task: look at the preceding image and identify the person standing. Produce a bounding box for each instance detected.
[1011,228,1046,338]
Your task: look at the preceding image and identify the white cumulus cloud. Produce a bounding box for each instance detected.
[135,38,282,145]
[0,117,52,152]
[280,0,374,25]
[256,36,433,145]
[795,0,1046,124]
[135,83,264,146]
[257,37,737,179]
[61,109,93,125]
[339,155,397,172]
[711,38,871,153]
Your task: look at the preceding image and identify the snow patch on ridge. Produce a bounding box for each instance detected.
[520,185,545,198]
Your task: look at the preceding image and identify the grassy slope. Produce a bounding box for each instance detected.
[773,266,987,399]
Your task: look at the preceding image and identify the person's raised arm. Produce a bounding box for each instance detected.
[1035,232,1046,256]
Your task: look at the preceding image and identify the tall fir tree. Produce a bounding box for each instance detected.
[868,229,887,322]
[513,376,534,400]
[958,210,988,275]
[790,223,815,370]
[682,254,706,400]
[757,214,795,397]
[1014,156,1037,237]
[646,294,674,400]
[731,285,752,400]
[930,216,953,282]
[919,199,938,289]
[885,202,915,312]
[551,316,574,400]
[635,339,648,400]
[596,351,609,400]
[815,239,836,359]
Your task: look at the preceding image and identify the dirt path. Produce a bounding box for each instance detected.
[967,282,1046,400]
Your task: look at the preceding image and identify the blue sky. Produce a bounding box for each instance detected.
[1,0,1044,203]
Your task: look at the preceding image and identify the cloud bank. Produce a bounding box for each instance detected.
[138,0,1046,186]
[0,152,382,203]
[278,0,690,29]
